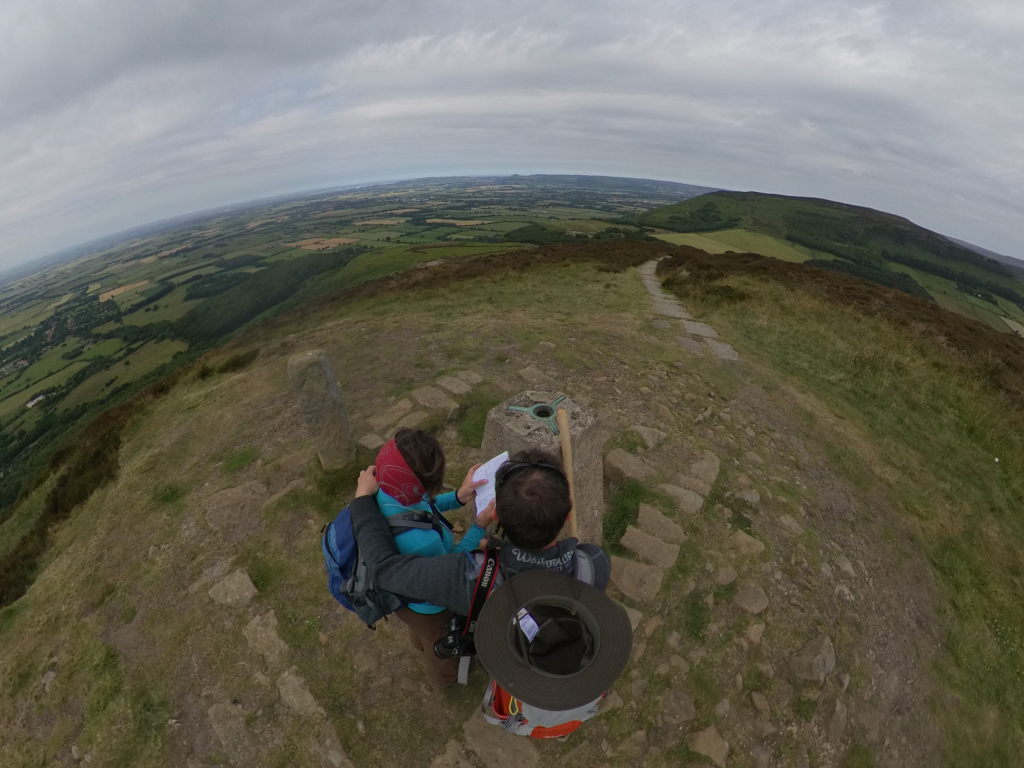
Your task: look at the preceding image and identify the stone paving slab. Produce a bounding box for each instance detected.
[357,433,385,451]
[731,530,766,556]
[682,320,719,339]
[733,582,770,614]
[621,525,680,568]
[652,300,690,319]
[392,410,429,432]
[243,611,289,670]
[208,569,257,606]
[629,424,666,449]
[411,386,459,416]
[658,483,704,515]
[277,667,325,717]
[369,398,413,433]
[604,449,655,482]
[705,338,740,360]
[610,556,665,603]
[637,503,687,544]
[436,376,472,395]
[677,473,712,497]
[678,336,705,356]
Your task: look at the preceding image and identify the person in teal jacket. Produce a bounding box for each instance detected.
[373,428,485,688]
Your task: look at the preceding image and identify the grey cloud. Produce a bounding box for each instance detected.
[1,0,1023,268]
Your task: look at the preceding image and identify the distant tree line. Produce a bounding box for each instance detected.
[882,251,1024,309]
[663,202,740,232]
[804,259,933,301]
[502,224,655,246]
[173,245,367,346]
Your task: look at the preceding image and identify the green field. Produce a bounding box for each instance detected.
[654,228,827,262]
[59,340,188,411]
[80,339,125,359]
[0,361,89,419]
[0,338,82,400]
[120,285,200,325]
[0,298,57,338]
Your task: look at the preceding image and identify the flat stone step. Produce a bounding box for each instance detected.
[436,375,472,395]
[620,525,680,568]
[652,301,690,319]
[369,398,413,433]
[411,386,458,416]
[682,320,719,339]
[677,336,705,356]
[705,339,740,360]
[604,449,655,482]
[637,503,687,544]
[733,582,770,614]
[658,483,705,515]
[610,555,665,603]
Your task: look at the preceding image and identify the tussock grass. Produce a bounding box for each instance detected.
[222,445,258,473]
[603,478,673,552]
[683,591,711,640]
[454,383,504,448]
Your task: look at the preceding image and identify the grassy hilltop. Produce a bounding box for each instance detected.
[640,191,1024,334]
[1,180,1023,766]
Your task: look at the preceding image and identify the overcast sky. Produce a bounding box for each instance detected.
[2,0,1022,269]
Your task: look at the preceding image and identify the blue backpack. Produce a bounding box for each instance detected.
[321,503,450,629]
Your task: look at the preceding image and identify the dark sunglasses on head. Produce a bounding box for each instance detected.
[495,461,569,491]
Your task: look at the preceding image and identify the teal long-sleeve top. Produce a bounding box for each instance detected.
[375,488,485,614]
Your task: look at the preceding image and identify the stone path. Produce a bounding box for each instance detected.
[203,566,354,767]
[357,369,486,450]
[638,260,741,362]
[606,448,720,604]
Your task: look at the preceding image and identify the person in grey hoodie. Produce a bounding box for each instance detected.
[349,448,610,618]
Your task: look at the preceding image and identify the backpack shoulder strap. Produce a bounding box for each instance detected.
[386,510,435,531]
[572,547,597,585]
[387,509,450,538]
[426,497,455,533]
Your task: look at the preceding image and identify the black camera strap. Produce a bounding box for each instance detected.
[464,545,501,640]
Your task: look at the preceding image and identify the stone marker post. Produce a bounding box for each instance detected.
[287,350,354,470]
[481,390,603,544]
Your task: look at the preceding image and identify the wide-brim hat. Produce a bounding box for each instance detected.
[474,568,633,710]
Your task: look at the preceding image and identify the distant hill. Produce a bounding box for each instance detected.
[639,191,1024,312]
[947,236,1024,275]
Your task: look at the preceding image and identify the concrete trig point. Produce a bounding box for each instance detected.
[481,390,603,544]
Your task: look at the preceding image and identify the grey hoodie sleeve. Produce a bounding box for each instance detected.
[350,494,473,616]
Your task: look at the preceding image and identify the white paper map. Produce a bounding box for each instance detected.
[471,451,509,512]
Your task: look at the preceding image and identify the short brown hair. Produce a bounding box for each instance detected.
[495,449,571,549]
[394,428,446,495]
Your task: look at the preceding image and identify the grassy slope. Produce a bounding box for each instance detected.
[641,191,1024,306]
[3,239,1023,765]
[658,249,1024,766]
[0,246,672,767]
[652,228,825,263]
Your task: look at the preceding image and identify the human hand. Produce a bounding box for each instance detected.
[474,499,497,528]
[457,464,487,506]
[356,465,378,497]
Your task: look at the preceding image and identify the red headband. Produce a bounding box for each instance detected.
[375,439,425,506]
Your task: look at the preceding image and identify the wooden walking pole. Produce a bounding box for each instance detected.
[556,407,579,539]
